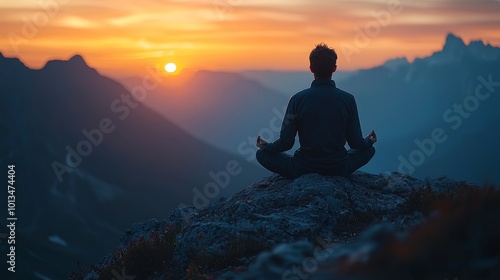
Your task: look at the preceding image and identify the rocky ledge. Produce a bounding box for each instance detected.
[75,172,500,280]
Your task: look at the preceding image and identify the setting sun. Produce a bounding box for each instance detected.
[164,62,177,73]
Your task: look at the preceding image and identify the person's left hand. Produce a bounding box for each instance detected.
[366,130,377,144]
[256,135,268,149]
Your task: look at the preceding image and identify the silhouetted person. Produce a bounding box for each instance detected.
[256,43,376,178]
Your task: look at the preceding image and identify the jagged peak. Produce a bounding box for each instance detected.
[42,54,93,72]
[443,33,466,52]
[0,52,29,70]
[192,69,241,79]
[469,40,486,48]
[382,57,410,71]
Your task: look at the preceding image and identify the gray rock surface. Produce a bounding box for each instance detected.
[171,172,429,269]
[101,171,473,279]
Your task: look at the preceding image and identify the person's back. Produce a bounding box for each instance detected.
[292,79,365,174]
[256,43,377,178]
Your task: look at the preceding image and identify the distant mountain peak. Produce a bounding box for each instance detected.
[68,54,87,66]
[443,33,466,53]
[469,40,486,48]
[382,57,410,71]
[42,54,94,73]
[0,52,29,70]
[445,32,463,42]
[423,33,500,65]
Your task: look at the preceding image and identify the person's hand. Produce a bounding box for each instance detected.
[366,130,377,144]
[256,135,268,149]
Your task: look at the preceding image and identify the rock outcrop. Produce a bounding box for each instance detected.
[81,172,500,279]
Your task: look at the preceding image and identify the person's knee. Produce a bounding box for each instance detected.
[365,146,375,162]
[256,149,266,164]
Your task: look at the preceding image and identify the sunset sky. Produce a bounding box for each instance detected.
[1,0,499,76]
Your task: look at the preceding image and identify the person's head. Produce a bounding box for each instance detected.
[309,43,337,79]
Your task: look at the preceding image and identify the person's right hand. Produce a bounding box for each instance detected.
[366,130,377,144]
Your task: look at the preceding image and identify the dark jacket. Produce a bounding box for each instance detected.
[263,78,372,172]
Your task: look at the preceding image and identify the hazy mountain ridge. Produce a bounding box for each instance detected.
[426,33,500,65]
[118,68,294,158]
[239,69,358,95]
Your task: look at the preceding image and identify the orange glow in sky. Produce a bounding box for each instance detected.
[1,0,499,77]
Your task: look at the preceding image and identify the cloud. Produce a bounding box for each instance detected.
[0,0,499,74]
[56,16,101,28]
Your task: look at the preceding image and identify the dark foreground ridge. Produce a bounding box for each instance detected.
[73,172,500,279]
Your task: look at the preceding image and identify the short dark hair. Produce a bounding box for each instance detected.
[309,43,337,79]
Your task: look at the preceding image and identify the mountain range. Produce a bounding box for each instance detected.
[338,33,500,183]
[0,53,265,279]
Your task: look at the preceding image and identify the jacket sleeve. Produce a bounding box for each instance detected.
[263,98,297,153]
[345,96,372,150]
